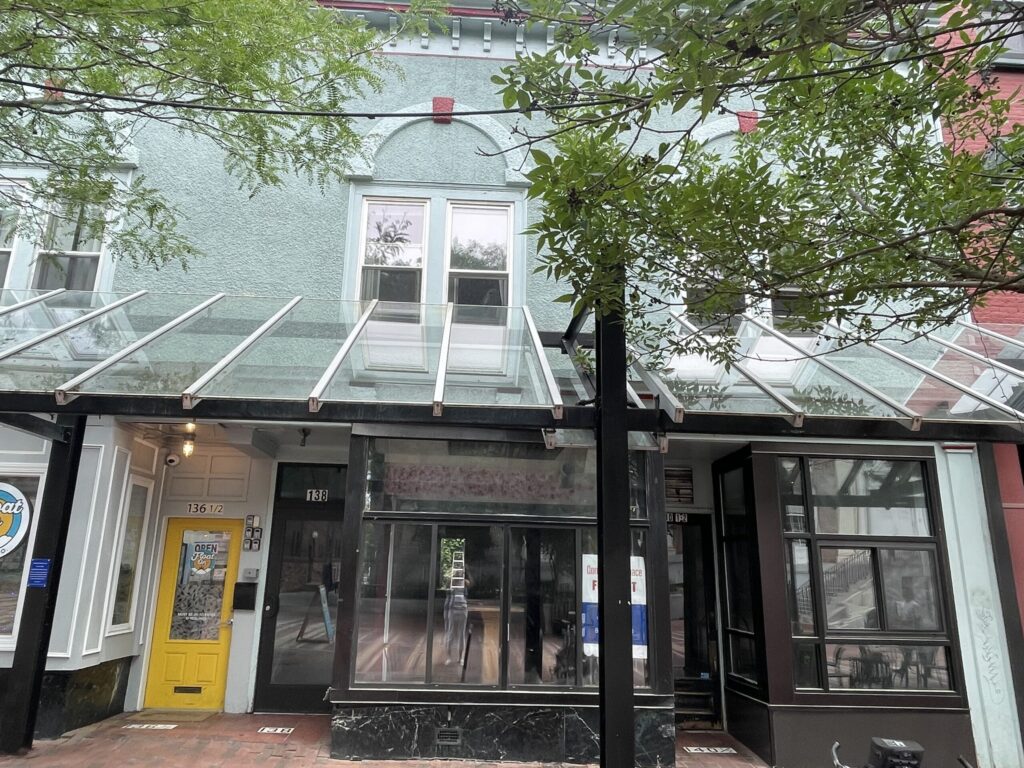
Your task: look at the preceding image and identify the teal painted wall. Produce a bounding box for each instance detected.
[110,50,727,333]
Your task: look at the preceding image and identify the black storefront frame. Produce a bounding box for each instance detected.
[749,442,969,711]
[253,461,347,713]
[328,431,675,710]
[703,441,979,768]
[775,453,962,702]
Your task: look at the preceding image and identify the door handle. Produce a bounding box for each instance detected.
[264,594,279,618]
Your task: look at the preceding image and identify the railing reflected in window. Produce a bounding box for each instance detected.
[778,455,954,694]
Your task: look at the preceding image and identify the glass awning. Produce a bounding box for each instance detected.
[630,312,1024,431]
[0,290,1022,435]
[0,290,563,417]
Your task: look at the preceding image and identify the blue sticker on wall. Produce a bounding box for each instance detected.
[28,558,51,588]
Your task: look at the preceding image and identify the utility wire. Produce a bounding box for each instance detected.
[0,76,625,119]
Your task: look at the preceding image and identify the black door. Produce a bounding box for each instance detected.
[254,464,346,712]
[667,513,721,727]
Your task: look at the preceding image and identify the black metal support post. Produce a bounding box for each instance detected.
[596,301,635,767]
[0,415,86,754]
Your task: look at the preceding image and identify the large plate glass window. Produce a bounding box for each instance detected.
[350,437,652,692]
[33,205,104,291]
[359,198,428,303]
[446,202,511,322]
[779,456,953,692]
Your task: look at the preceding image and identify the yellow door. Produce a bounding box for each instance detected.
[144,518,243,710]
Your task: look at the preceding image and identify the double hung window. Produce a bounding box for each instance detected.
[445,203,511,309]
[33,205,105,291]
[360,199,428,303]
[780,456,954,692]
[357,195,514,308]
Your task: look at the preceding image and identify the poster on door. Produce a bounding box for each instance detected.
[580,554,648,660]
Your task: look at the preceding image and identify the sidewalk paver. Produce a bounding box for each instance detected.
[0,713,767,768]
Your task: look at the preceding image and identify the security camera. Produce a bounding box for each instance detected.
[165,453,182,467]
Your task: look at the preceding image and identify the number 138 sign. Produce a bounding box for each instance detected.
[306,489,328,502]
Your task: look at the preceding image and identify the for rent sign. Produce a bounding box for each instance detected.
[581,554,648,660]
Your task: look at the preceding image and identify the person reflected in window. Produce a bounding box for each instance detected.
[894,577,923,630]
[444,568,471,665]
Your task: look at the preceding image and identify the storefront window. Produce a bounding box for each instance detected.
[110,479,151,628]
[825,644,951,690]
[354,522,431,683]
[779,456,953,693]
[508,527,576,685]
[580,528,651,689]
[809,458,930,536]
[785,539,815,635]
[0,475,40,638]
[431,525,503,685]
[351,436,653,692]
[366,438,599,518]
[719,463,763,686]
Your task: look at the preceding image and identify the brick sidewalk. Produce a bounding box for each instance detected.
[0,713,767,768]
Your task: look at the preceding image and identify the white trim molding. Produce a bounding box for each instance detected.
[348,101,530,186]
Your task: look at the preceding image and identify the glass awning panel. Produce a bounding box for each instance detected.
[815,339,1016,422]
[733,327,902,420]
[66,295,298,400]
[0,291,564,417]
[0,292,203,394]
[192,298,366,403]
[638,314,1024,428]
[443,307,552,408]
[653,349,793,417]
[0,290,129,354]
[871,326,1024,417]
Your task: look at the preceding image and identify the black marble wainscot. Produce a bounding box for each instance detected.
[31,658,131,738]
[331,704,675,765]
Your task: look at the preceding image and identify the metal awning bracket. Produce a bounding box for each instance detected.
[630,361,685,423]
[0,288,65,320]
[55,293,226,406]
[182,295,303,409]
[522,305,564,420]
[432,303,455,417]
[308,299,379,413]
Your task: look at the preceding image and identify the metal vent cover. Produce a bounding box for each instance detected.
[436,727,462,746]
[665,465,695,508]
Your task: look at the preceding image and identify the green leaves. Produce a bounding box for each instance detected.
[499,0,1024,358]
[0,0,425,269]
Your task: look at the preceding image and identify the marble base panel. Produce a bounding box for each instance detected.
[331,704,675,765]
[31,658,132,738]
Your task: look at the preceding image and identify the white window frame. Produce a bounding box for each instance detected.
[105,473,154,636]
[0,166,126,293]
[31,204,106,292]
[442,200,514,308]
[0,465,47,651]
[356,195,430,305]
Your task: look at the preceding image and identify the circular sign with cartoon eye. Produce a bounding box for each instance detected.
[0,483,30,558]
